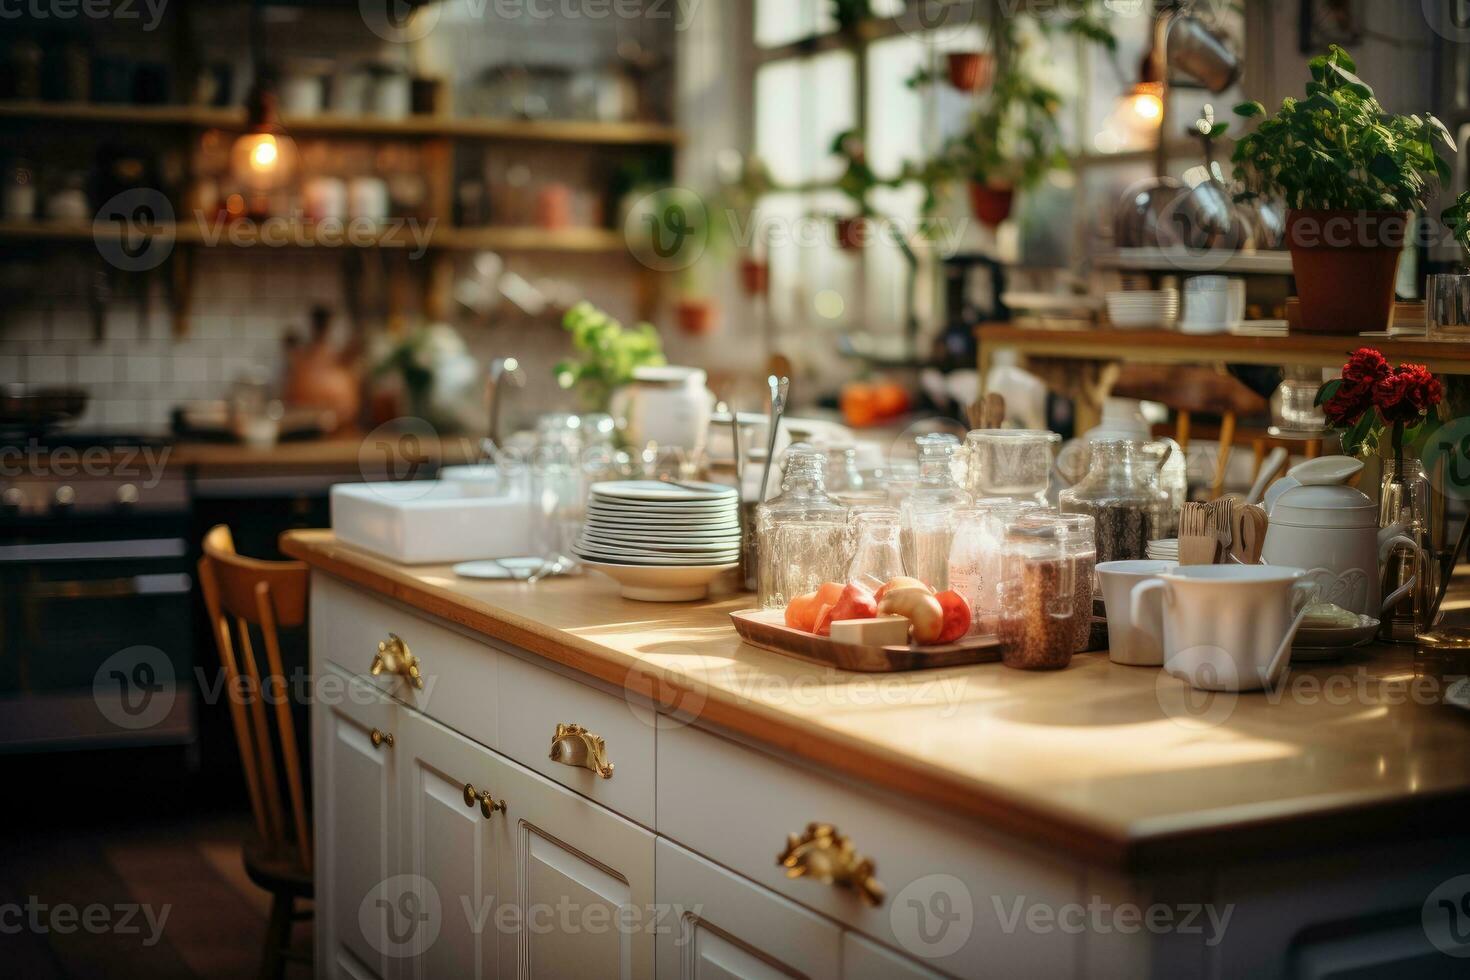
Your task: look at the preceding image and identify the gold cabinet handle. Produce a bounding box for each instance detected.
[548,722,613,779]
[370,728,394,749]
[777,822,884,907]
[462,782,505,818]
[370,633,424,690]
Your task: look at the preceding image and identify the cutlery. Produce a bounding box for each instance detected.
[758,375,788,505]
[1233,503,1268,564]
[1206,497,1233,563]
[1178,502,1217,565]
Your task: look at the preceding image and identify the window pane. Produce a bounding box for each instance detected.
[756,0,821,48]
[755,51,856,186]
[755,60,807,185]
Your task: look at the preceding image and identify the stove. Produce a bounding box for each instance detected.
[0,432,195,752]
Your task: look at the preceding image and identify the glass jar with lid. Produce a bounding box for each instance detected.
[755,443,848,608]
[947,500,1040,635]
[964,429,1061,502]
[996,514,1085,670]
[1048,512,1098,651]
[901,434,973,590]
[1058,439,1166,565]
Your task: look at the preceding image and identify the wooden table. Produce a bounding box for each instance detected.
[282,529,1470,871]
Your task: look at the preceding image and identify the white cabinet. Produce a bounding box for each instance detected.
[842,933,947,980]
[655,838,843,980]
[315,666,400,980]
[396,708,509,979]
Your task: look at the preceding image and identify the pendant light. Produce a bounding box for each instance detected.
[230,1,297,201]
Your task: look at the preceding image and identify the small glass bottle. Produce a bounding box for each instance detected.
[756,443,848,608]
[1058,440,1162,565]
[901,434,973,590]
[847,510,906,588]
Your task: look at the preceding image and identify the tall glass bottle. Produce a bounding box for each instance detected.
[901,434,973,590]
[756,443,848,608]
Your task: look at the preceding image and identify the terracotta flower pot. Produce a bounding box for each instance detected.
[946,52,993,93]
[739,258,769,296]
[1285,208,1410,335]
[834,216,868,251]
[968,183,1015,228]
[675,298,719,336]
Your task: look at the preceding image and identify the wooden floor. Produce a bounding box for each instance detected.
[0,749,312,979]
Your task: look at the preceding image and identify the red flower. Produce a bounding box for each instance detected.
[1342,347,1390,387]
[1323,379,1374,426]
[1373,363,1442,424]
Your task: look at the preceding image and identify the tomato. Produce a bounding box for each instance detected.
[872,381,909,419]
[784,591,821,632]
[933,590,973,645]
[840,382,879,428]
[825,582,878,628]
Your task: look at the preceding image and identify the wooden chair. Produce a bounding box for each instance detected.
[198,525,312,980]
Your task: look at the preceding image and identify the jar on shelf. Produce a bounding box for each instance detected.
[1059,439,1167,565]
[901,434,973,590]
[996,514,1085,670]
[755,443,848,608]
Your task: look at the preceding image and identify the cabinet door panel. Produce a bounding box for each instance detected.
[398,709,508,979]
[316,666,399,980]
[656,838,841,980]
[842,933,946,980]
[495,751,656,979]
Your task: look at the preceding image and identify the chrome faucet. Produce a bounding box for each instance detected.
[485,356,526,450]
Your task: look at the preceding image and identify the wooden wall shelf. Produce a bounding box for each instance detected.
[0,219,630,254]
[0,101,681,145]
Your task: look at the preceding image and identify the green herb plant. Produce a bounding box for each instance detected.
[1231,46,1453,210]
[554,302,666,412]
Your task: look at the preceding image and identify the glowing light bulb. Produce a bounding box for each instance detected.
[1130,92,1163,121]
[250,136,279,171]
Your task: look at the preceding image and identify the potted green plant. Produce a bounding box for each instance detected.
[830,129,882,250]
[1232,46,1454,334]
[950,66,1066,227]
[554,301,666,412]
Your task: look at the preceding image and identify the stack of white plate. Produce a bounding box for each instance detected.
[1105,289,1179,328]
[574,481,741,601]
[1146,538,1179,561]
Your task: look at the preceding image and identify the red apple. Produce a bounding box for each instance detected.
[933,590,973,645]
[819,583,878,634]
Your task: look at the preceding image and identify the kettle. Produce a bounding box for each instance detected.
[284,306,360,433]
[1260,456,1422,618]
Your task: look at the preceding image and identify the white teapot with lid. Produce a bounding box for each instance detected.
[1260,456,1421,617]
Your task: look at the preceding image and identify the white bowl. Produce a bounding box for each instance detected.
[579,558,738,601]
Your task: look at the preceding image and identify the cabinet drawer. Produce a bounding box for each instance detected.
[657,724,1082,978]
[312,573,500,750]
[495,652,654,827]
[655,837,842,980]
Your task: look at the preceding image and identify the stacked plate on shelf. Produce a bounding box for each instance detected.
[1146,538,1179,562]
[574,481,742,601]
[1105,289,1179,328]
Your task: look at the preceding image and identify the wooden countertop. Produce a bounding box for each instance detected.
[281,529,1470,871]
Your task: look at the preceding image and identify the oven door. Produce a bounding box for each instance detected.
[0,530,195,751]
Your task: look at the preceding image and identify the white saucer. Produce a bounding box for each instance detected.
[1446,677,1470,712]
[1292,614,1380,660]
[590,480,737,502]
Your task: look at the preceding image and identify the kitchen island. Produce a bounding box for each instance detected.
[283,529,1470,978]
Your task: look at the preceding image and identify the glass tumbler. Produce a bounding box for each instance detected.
[964,429,1061,501]
[1427,273,1470,339]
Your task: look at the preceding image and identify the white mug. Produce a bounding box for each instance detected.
[1130,564,1315,691]
[1098,559,1175,666]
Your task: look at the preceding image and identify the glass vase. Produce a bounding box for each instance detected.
[1379,450,1436,643]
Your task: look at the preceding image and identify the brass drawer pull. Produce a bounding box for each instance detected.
[548,723,613,779]
[462,781,504,818]
[777,822,884,907]
[370,633,424,689]
[370,728,394,749]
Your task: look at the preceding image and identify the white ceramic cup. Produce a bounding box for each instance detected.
[1130,564,1315,691]
[1098,559,1175,666]
[1181,275,1230,333]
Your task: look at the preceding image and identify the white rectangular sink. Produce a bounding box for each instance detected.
[331,481,534,564]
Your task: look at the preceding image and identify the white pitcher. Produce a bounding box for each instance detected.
[1260,456,1421,618]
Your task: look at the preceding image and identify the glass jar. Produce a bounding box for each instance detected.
[825,446,866,494]
[1059,440,1164,565]
[996,515,1082,670]
[847,510,906,588]
[755,443,848,608]
[901,434,973,590]
[964,429,1061,502]
[1141,439,1185,539]
[1380,449,1436,642]
[1048,513,1098,651]
[947,500,1038,635]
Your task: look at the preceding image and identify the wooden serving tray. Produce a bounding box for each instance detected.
[730,608,1001,672]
